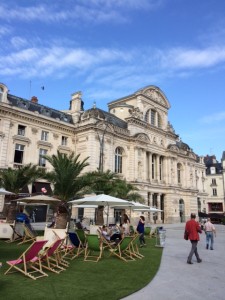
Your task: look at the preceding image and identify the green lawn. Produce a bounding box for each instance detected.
[0,237,162,300]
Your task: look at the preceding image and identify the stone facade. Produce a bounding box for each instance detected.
[203,154,225,220]
[0,83,208,223]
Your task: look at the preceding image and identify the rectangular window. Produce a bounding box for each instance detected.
[18,125,26,136]
[39,149,47,167]
[212,188,217,196]
[41,131,49,141]
[212,178,216,185]
[61,136,68,146]
[14,144,25,164]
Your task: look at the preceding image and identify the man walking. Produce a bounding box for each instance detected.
[185,213,202,264]
[204,218,216,250]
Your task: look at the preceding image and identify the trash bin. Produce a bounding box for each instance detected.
[155,229,166,247]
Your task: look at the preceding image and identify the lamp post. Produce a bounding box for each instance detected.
[97,120,108,172]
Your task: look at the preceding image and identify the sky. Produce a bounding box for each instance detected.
[1,0,225,160]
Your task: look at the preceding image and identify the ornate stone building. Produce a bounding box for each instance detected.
[0,82,207,223]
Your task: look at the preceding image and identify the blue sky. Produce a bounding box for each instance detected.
[1,0,225,160]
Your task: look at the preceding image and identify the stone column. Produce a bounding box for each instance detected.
[157,193,162,223]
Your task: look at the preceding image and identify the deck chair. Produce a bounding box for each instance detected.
[74,229,87,257]
[144,227,151,238]
[109,236,135,262]
[18,223,37,245]
[130,234,144,259]
[84,234,103,262]
[62,232,81,260]
[39,238,68,274]
[5,240,48,280]
[5,221,23,243]
[97,229,117,251]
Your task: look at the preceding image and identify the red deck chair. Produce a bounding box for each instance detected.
[40,238,69,274]
[4,240,48,280]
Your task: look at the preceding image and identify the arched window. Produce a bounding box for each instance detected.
[115,147,123,173]
[151,109,156,126]
[152,154,156,179]
[145,108,162,128]
[144,110,149,122]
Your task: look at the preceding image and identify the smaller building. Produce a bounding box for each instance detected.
[203,153,225,223]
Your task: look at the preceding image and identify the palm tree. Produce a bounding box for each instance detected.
[0,164,44,222]
[111,179,144,202]
[43,151,89,228]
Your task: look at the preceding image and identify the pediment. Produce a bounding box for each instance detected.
[134,133,150,143]
[136,86,170,109]
[167,144,179,152]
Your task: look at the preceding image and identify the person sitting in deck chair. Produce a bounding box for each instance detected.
[100,225,122,243]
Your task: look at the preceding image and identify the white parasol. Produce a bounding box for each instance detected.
[69,194,134,224]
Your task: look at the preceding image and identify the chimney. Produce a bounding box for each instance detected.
[31,96,38,103]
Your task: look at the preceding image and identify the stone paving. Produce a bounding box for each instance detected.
[122,223,225,300]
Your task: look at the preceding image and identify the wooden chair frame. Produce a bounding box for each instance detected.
[5,240,48,280]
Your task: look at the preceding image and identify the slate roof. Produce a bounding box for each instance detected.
[82,107,128,129]
[7,94,73,124]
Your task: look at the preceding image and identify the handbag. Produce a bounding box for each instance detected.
[184,230,189,240]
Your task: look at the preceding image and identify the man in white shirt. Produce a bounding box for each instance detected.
[204,218,216,250]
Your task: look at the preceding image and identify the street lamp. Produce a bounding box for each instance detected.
[97,120,109,172]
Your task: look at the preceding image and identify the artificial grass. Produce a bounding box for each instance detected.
[0,237,163,300]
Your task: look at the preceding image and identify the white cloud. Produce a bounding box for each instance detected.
[159,46,225,69]
[10,37,28,49]
[200,112,225,124]
[0,0,164,24]
[0,25,11,37]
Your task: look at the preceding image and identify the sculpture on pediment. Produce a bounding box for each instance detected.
[135,133,150,143]
[145,89,165,105]
[128,107,143,119]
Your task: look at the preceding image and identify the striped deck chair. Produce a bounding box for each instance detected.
[5,240,48,280]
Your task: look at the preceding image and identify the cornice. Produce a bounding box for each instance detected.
[0,105,75,134]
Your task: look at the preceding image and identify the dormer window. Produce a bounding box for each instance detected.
[210,167,216,174]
